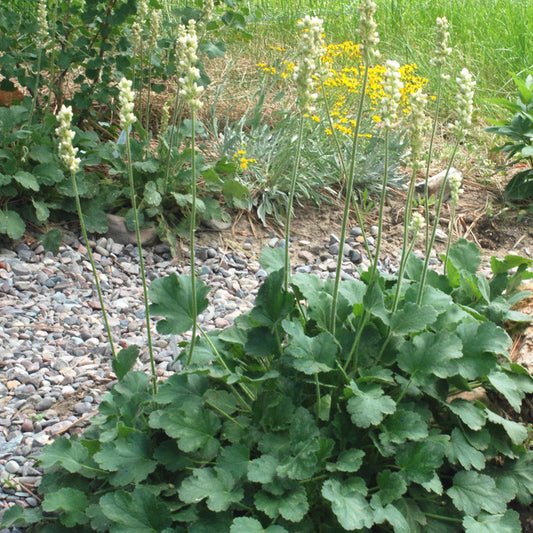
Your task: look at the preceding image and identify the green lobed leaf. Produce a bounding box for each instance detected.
[0,209,25,239]
[250,268,294,328]
[447,399,487,431]
[447,428,486,471]
[42,488,88,527]
[254,483,309,522]
[396,437,448,484]
[217,444,250,481]
[447,238,482,277]
[390,302,438,334]
[379,405,430,446]
[149,273,210,335]
[447,471,509,516]
[373,502,411,533]
[0,505,42,528]
[276,407,320,480]
[13,170,39,191]
[83,206,108,233]
[463,510,522,533]
[112,345,139,380]
[485,409,527,445]
[454,322,509,379]
[363,280,390,324]
[99,487,172,532]
[153,373,207,408]
[143,180,162,206]
[149,405,220,458]
[397,330,463,382]
[282,319,337,374]
[487,452,533,505]
[258,246,284,274]
[347,381,396,428]
[179,467,244,512]
[373,470,408,506]
[40,228,62,254]
[230,517,288,533]
[248,454,279,484]
[487,369,533,412]
[326,449,365,473]
[93,432,157,486]
[321,477,373,530]
[31,198,50,222]
[38,437,89,474]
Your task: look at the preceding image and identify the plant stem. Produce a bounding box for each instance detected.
[71,172,116,360]
[423,75,442,257]
[322,90,372,260]
[284,112,305,292]
[417,140,460,303]
[330,65,370,334]
[443,201,457,275]
[345,125,391,373]
[28,49,42,128]
[145,62,152,133]
[163,94,181,194]
[125,134,157,394]
[186,113,199,366]
[369,128,390,283]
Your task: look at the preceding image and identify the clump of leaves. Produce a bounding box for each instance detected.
[485,72,533,202]
[4,240,533,532]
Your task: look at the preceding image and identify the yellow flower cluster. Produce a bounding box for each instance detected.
[258,40,429,137]
[233,149,257,170]
[257,61,295,79]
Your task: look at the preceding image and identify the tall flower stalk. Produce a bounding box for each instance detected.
[417,67,475,302]
[391,88,428,312]
[369,59,403,281]
[422,17,452,255]
[330,0,379,334]
[345,59,403,371]
[118,77,157,392]
[444,170,463,273]
[145,8,162,132]
[29,0,49,127]
[284,15,325,292]
[55,105,117,360]
[175,20,204,366]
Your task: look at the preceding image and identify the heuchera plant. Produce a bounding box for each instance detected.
[3,9,533,533]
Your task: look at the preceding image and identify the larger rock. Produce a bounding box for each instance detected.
[106,214,158,246]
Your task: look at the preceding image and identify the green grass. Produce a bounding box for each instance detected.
[247,0,533,117]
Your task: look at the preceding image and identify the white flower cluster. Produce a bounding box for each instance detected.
[118,77,137,130]
[55,105,81,174]
[358,0,380,64]
[293,15,326,114]
[430,17,452,77]
[454,68,475,135]
[449,170,463,204]
[406,89,428,170]
[176,20,204,110]
[409,210,425,238]
[132,0,148,50]
[137,0,149,22]
[378,60,403,129]
[203,0,215,23]
[149,9,162,50]
[37,0,48,47]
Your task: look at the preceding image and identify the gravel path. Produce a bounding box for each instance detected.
[0,224,454,526]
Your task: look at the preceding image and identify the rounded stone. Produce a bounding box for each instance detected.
[5,460,20,474]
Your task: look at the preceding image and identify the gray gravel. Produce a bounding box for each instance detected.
[0,224,446,525]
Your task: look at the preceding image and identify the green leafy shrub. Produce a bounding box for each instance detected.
[0,0,247,241]
[485,72,533,201]
[4,243,533,532]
